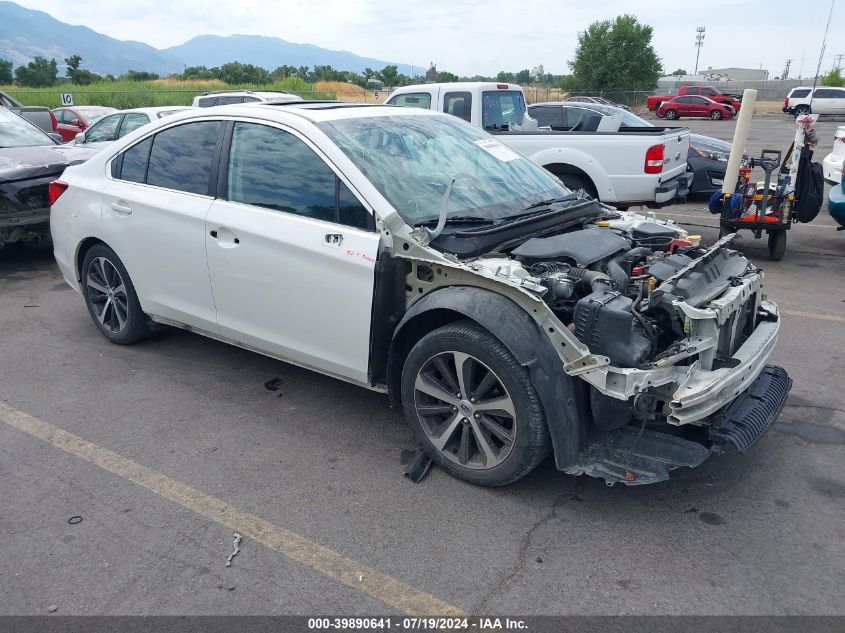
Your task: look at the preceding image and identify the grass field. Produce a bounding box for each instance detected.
[2,77,335,109]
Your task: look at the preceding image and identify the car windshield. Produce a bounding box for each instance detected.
[318,114,572,226]
[0,108,53,147]
[77,107,115,123]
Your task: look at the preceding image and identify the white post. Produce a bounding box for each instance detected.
[721,89,758,197]
[788,114,818,189]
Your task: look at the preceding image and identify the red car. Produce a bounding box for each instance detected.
[657,96,735,121]
[51,106,117,143]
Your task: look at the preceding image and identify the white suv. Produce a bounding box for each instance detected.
[783,86,845,116]
[192,90,303,107]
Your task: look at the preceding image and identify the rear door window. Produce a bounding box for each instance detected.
[388,93,432,109]
[216,96,245,105]
[529,106,564,129]
[197,97,218,107]
[443,92,472,122]
[146,121,222,195]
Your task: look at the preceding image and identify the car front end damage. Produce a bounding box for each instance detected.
[387,211,791,486]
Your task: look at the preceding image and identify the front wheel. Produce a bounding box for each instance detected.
[664,109,678,120]
[81,244,151,344]
[400,322,550,486]
[710,110,723,120]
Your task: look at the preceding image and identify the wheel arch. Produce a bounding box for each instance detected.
[75,236,110,281]
[388,286,586,467]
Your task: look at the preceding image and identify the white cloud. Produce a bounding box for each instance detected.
[20,0,845,77]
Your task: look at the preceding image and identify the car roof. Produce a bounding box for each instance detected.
[391,82,522,92]
[164,101,444,124]
[116,106,195,116]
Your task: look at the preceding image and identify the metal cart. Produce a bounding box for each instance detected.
[719,149,794,261]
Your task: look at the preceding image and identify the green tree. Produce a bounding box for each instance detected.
[183,65,217,80]
[569,14,662,91]
[671,68,687,76]
[379,65,398,87]
[296,66,309,80]
[64,54,82,76]
[120,70,160,81]
[821,67,844,87]
[217,62,269,84]
[270,65,297,81]
[515,69,531,84]
[435,70,459,82]
[14,56,59,87]
[0,58,12,84]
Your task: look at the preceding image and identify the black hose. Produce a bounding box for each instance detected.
[606,247,652,293]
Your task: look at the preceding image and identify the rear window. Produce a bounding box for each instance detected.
[481,90,526,130]
[790,89,811,99]
[388,93,432,109]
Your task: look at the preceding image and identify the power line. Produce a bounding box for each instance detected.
[811,0,836,103]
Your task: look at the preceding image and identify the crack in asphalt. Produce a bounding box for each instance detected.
[470,492,568,614]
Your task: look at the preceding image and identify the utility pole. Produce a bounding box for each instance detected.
[834,54,845,70]
[694,26,706,75]
[782,59,792,80]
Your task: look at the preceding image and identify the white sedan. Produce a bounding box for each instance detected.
[73,106,193,149]
[49,103,789,487]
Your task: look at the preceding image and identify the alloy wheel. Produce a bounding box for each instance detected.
[86,256,129,333]
[413,351,517,470]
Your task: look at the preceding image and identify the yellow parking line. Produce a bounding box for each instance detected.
[0,401,465,616]
[782,309,845,324]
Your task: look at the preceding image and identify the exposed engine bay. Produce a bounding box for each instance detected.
[508,221,756,370]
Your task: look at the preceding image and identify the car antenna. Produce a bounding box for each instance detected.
[426,177,457,240]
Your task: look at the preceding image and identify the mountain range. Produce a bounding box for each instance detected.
[0,1,413,77]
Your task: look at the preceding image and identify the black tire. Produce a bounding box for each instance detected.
[555,173,598,199]
[400,321,550,486]
[794,105,810,118]
[719,225,734,239]
[80,244,151,344]
[664,109,679,120]
[767,230,787,261]
[710,110,723,120]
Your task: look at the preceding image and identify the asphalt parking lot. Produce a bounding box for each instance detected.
[1,114,843,617]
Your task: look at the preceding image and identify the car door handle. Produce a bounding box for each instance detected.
[324,233,343,246]
[209,230,218,238]
[211,227,240,247]
[110,201,132,215]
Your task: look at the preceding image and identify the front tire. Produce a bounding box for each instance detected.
[400,321,550,486]
[81,244,150,344]
[664,109,679,120]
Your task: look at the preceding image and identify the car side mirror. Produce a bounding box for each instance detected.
[75,132,86,143]
[47,133,63,144]
[71,119,82,127]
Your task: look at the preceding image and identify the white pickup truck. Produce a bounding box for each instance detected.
[387,83,692,208]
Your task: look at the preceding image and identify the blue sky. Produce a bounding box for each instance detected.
[21,0,844,77]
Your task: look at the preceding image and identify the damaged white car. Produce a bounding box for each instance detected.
[50,103,791,486]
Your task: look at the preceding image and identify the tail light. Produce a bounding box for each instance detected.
[49,110,58,131]
[497,84,509,89]
[644,144,665,174]
[48,180,69,206]
[784,97,789,108]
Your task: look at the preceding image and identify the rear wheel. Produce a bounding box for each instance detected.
[664,109,679,120]
[554,173,598,199]
[767,230,787,261]
[81,244,150,344]
[710,110,723,120]
[794,105,810,118]
[400,321,550,486]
